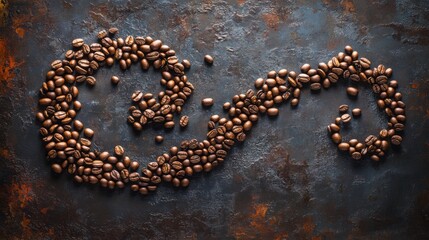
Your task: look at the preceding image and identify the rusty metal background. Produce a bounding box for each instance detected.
[1,0,429,239]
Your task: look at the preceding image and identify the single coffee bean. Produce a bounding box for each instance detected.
[341,114,351,123]
[338,142,350,151]
[351,151,362,160]
[346,87,359,97]
[267,108,279,117]
[202,98,214,107]
[51,163,62,174]
[83,128,94,138]
[72,38,84,48]
[155,135,164,143]
[391,135,402,145]
[204,55,213,65]
[114,145,125,156]
[179,115,189,127]
[339,104,349,113]
[111,76,120,85]
[352,108,361,117]
[331,133,342,144]
[365,135,377,146]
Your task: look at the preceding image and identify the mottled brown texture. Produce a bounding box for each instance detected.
[1,0,429,239]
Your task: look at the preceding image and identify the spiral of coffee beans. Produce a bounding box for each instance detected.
[37,29,405,196]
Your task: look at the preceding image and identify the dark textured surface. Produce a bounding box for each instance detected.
[1,0,429,239]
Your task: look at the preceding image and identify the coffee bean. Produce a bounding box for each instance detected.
[351,151,362,160]
[155,135,164,143]
[202,98,214,107]
[339,104,349,113]
[341,114,351,123]
[84,128,94,138]
[391,135,402,145]
[51,163,62,174]
[338,142,350,151]
[352,108,361,117]
[331,133,342,144]
[267,108,279,117]
[114,145,125,156]
[72,38,84,48]
[204,55,213,65]
[346,87,359,97]
[365,135,377,146]
[111,75,120,84]
[179,115,189,127]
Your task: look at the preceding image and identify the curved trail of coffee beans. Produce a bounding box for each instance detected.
[37,29,406,195]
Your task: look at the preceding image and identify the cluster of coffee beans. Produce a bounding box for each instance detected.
[37,29,405,196]
[37,29,194,193]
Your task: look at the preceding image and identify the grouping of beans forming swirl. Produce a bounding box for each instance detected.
[37,28,406,195]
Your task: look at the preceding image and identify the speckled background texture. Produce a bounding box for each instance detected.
[1,0,429,239]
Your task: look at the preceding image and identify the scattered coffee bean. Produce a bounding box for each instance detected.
[339,104,349,113]
[341,114,352,123]
[204,55,213,65]
[202,98,214,107]
[352,108,361,117]
[346,87,359,97]
[179,115,189,127]
[155,135,164,143]
[111,76,120,85]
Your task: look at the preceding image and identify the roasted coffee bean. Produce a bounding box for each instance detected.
[365,135,377,146]
[204,55,213,64]
[72,38,84,48]
[391,135,402,145]
[155,135,164,143]
[346,87,359,97]
[114,145,125,156]
[338,143,350,151]
[339,104,349,113]
[341,114,351,123]
[202,98,214,107]
[331,133,342,144]
[179,115,189,127]
[267,108,279,117]
[352,108,361,117]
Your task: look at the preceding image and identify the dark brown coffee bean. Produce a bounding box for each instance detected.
[202,98,214,107]
[204,55,213,65]
[51,163,62,174]
[310,83,321,91]
[267,108,279,117]
[179,115,189,127]
[84,128,94,138]
[114,145,125,156]
[341,114,351,123]
[339,104,349,113]
[331,133,342,144]
[351,151,362,160]
[72,38,84,48]
[155,135,164,143]
[352,108,361,117]
[391,135,402,145]
[346,87,359,97]
[338,143,350,151]
[365,135,377,146]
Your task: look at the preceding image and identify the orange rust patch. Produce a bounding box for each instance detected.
[303,216,316,234]
[237,0,246,5]
[8,182,33,217]
[0,39,24,93]
[340,0,356,13]
[15,27,25,38]
[262,12,280,30]
[0,147,12,160]
[21,214,32,238]
[0,0,8,27]
[274,232,289,240]
[410,83,419,89]
[40,207,49,215]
